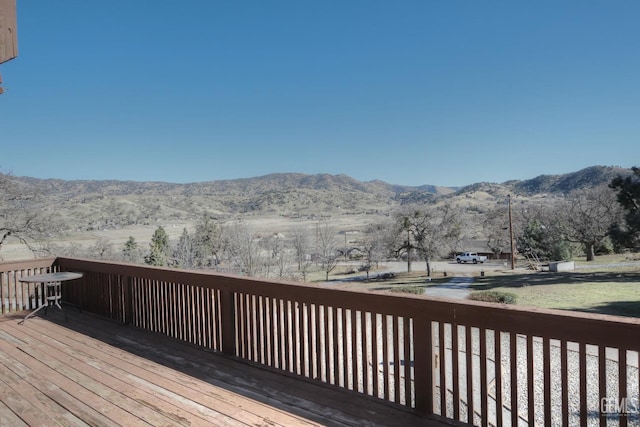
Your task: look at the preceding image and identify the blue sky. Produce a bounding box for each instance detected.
[1,1,638,187]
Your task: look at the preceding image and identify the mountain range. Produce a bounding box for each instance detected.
[12,165,633,233]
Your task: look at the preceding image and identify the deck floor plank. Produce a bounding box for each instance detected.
[2,318,243,427]
[0,360,87,427]
[0,400,29,427]
[0,337,137,427]
[0,311,451,426]
[15,317,306,427]
[60,313,428,427]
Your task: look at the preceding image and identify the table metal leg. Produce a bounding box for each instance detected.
[20,280,64,324]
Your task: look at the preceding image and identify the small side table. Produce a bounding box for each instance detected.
[19,272,83,323]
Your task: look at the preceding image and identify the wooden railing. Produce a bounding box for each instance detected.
[0,257,57,314]
[3,257,640,426]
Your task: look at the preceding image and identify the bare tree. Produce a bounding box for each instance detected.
[396,203,462,276]
[0,172,52,258]
[290,226,309,269]
[482,203,511,259]
[290,226,314,281]
[88,237,114,260]
[226,222,264,277]
[314,221,340,281]
[359,221,392,279]
[174,228,196,268]
[261,233,293,280]
[559,185,624,261]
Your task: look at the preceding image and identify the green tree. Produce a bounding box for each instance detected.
[193,214,226,268]
[519,219,572,261]
[559,186,623,261]
[609,167,640,250]
[122,236,141,263]
[145,226,169,266]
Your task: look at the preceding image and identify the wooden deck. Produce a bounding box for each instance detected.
[0,309,451,426]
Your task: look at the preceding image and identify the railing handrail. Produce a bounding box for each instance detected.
[0,257,56,272]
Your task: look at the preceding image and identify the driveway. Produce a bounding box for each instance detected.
[422,276,473,299]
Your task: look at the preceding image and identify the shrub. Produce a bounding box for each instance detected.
[390,286,424,295]
[468,290,517,304]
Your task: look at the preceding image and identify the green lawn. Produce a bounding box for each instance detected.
[471,271,640,317]
[326,254,640,318]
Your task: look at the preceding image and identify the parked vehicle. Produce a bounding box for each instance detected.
[456,252,487,264]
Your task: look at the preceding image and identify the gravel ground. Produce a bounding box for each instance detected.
[430,330,640,426]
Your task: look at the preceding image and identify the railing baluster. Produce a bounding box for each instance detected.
[343,307,349,389]
[382,313,389,400]
[270,297,276,367]
[372,312,379,398]
[403,316,412,407]
[202,287,209,348]
[317,304,323,381]
[196,285,204,346]
[495,330,502,427]
[439,322,446,416]
[527,335,535,425]
[177,281,183,341]
[332,306,339,386]
[283,299,290,372]
[352,308,359,391]
[306,302,313,378]
[252,294,259,363]
[620,349,628,427]
[262,296,269,365]
[580,342,587,427]
[480,328,488,427]
[164,281,171,337]
[510,332,518,427]
[466,326,474,424]
[543,337,552,426]
[361,310,368,391]
[393,315,400,404]
[452,323,460,420]
[293,301,300,375]
[238,293,246,360]
[599,346,607,427]
[561,340,569,426]
[301,301,307,376]
[237,293,245,358]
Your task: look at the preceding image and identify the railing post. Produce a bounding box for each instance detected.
[220,289,236,356]
[413,315,434,415]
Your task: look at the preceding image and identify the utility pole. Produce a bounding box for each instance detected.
[508,194,515,270]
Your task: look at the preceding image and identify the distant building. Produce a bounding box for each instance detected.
[453,238,513,261]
